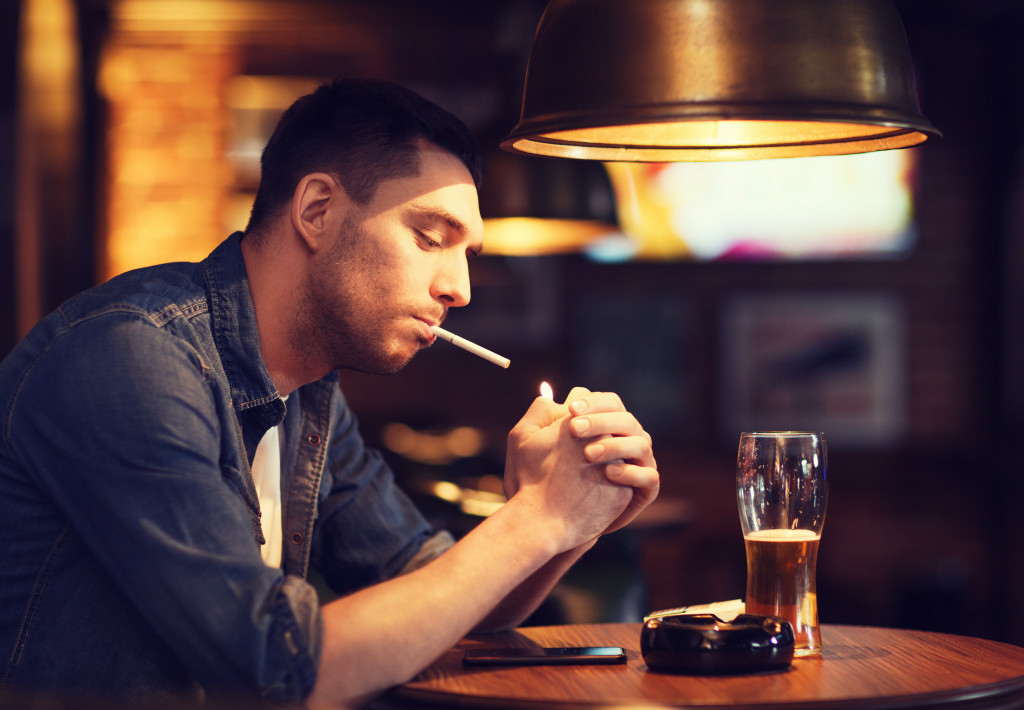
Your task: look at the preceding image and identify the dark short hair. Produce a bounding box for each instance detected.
[245,78,483,236]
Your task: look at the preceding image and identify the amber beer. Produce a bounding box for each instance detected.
[744,529,822,656]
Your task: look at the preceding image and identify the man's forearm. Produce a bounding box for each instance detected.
[472,541,595,632]
[306,500,565,708]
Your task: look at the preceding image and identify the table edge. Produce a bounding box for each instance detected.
[382,623,1024,710]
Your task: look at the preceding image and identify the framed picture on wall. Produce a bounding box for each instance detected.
[719,293,907,448]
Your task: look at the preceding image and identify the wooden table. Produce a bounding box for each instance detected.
[373,623,1024,709]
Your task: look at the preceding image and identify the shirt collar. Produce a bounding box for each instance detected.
[202,232,280,412]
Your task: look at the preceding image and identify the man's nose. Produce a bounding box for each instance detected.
[434,255,471,308]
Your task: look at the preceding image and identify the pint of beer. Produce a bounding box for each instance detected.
[737,432,828,657]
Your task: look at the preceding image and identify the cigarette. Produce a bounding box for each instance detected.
[431,326,511,369]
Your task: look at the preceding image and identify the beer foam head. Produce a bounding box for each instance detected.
[745,529,820,541]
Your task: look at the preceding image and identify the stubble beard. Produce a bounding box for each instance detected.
[290,219,416,377]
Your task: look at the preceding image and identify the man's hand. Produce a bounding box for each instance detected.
[562,386,659,535]
[503,386,659,551]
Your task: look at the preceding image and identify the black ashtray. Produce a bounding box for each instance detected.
[641,613,795,675]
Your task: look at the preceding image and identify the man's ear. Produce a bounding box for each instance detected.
[290,173,346,252]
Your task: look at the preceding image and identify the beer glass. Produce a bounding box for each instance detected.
[736,432,828,657]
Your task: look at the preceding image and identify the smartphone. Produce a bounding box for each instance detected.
[463,646,627,666]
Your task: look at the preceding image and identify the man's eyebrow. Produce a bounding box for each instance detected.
[410,205,482,256]
[409,206,469,236]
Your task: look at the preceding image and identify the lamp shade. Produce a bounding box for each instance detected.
[502,0,940,161]
[478,148,616,255]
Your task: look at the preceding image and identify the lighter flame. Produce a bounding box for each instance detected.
[539,381,554,400]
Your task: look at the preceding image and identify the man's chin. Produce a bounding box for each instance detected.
[343,348,417,376]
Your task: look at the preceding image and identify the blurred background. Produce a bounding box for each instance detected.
[2,0,1023,644]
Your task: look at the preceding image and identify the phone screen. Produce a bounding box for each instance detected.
[463,646,627,666]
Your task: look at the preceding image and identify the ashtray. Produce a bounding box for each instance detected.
[640,613,795,675]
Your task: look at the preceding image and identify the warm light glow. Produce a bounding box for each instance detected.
[459,494,506,518]
[428,480,462,504]
[97,22,327,280]
[539,382,554,400]
[550,119,898,148]
[18,0,82,335]
[98,38,235,278]
[507,120,928,161]
[381,423,484,465]
[482,218,614,256]
[424,479,505,517]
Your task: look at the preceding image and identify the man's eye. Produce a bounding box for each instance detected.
[418,231,442,249]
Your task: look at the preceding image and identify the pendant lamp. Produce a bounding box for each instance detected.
[502,0,940,161]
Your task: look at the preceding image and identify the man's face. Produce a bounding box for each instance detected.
[298,141,484,375]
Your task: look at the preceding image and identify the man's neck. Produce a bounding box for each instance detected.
[240,230,328,396]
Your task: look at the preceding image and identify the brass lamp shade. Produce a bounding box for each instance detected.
[502,0,940,161]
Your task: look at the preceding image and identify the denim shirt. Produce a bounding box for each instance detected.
[0,234,437,705]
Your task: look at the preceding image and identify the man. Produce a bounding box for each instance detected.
[0,79,659,708]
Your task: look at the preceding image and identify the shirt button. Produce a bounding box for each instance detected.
[306,433,322,446]
[291,532,303,544]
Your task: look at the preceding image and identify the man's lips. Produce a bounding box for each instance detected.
[414,316,442,343]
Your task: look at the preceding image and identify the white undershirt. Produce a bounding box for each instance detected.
[251,406,285,568]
